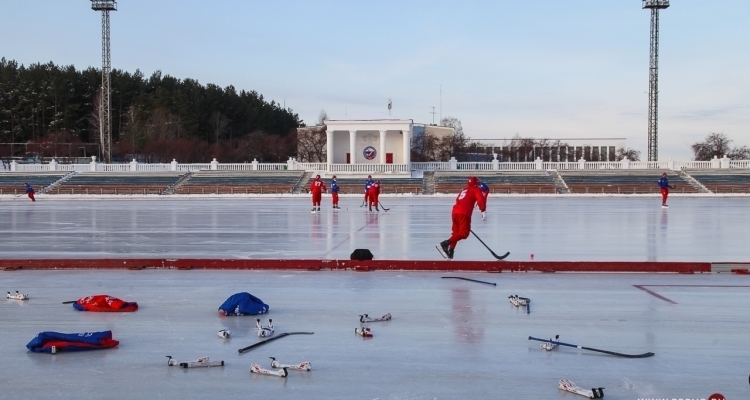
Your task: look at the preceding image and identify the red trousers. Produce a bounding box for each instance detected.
[28,192,35,201]
[449,213,472,250]
[660,188,668,204]
[369,194,379,208]
[311,192,322,205]
[332,192,339,206]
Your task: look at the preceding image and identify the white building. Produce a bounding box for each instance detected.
[324,113,414,166]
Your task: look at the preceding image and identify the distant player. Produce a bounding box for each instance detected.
[363,175,374,207]
[309,175,326,213]
[368,180,381,212]
[330,175,340,209]
[24,182,36,202]
[478,179,489,202]
[438,176,486,260]
[658,172,675,208]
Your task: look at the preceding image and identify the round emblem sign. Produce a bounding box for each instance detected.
[708,393,725,400]
[363,146,377,161]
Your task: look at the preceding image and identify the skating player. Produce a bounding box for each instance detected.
[330,175,340,209]
[658,172,675,208]
[363,175,374,206]
[437,176,486,260]
[24,183,36,202]
[368,180,381,211]
[478,179,489,202]
[309,175,326,213]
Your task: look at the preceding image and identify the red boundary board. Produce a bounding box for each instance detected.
[1,259,711,273]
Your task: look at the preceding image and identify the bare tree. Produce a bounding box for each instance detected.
[316,109,328,126]
[296,126,327,162]
[411,131,440,161]
[616,147,641,161]
[691,132,749,160]
[208,111,230,144]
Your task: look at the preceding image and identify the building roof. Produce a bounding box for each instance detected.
[326,112,411,122]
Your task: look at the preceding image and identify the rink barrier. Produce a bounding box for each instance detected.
[0,259,713,273]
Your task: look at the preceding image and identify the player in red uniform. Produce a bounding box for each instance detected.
[438,176,486,260]
[368,180,381,211]
[363,175,374,207]
[309,174,326,213]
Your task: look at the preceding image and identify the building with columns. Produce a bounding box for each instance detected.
[324,113,414,167]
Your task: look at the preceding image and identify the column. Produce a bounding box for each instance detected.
[349,130,357,164]
[402,129,411,167]
[326,130,334,165]
[379,130,387,164]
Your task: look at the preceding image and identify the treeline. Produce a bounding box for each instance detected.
[0,58,304,163]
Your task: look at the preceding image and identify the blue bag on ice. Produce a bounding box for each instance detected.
[218,292,269,316]
[26,330,119,353]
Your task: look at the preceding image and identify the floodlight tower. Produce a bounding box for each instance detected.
[91,0,117,163]
[643,0,669,162]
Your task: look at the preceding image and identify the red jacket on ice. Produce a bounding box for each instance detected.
[452,185,486,216]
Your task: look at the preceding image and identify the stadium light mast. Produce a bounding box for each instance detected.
[643,0,669,162]
[91,0,117,163]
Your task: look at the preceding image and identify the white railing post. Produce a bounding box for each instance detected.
[10,160,17,172]
[668,157,675,171]
[170,159,178,171]
[492,154,499,170]
[711,156,720,169]
[578,157,586,170]
[211,158,219,171]
[252,158,258,171]
[90,156,98,172]
[130,159,138,171]
[49,159,58,171]
[535,157,543,170]
[721,155,730,169]
[449,157,457,170]
[287,157,295,171]
[621,157,630,169]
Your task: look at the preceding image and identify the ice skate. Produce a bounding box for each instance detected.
[311,208,316,213]
[558,379,604,398]
[7,291,29,300]
[167,355,224,368]
[256,318,274,337]
[250,363,288,377]
[270,357,312,371]
[662,203,668,208]
[217,329,231,339]
[359,313,392,323]
[437,240,453,260]
[540,335,559,351]
[355,327,373,337]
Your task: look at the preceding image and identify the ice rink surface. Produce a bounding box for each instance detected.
[1,196,749,262]
[1,197,749,399]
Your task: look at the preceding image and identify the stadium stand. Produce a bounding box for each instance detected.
[434,171,558,194]
[559,170,699,194]
[0,172,68,195]
[685,169,750,193]
[49,172,184,195]
[173,171,305,194]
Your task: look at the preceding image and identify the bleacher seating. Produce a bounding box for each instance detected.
[559,170,698,194]
[50,172,184,195]
[173,171,305,194]
[434,171,557,194]
[0,172,67,195]
[306,177,424,195]
[685,169,750,193]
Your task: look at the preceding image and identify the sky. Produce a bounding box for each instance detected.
[1,0,748,161]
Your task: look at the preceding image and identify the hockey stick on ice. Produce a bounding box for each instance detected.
[378,201,389,211]
[470,230,510,260]
[238,332,314,354]
[441,276,496,286]
[528,336,655,358]
[62,300,76,304]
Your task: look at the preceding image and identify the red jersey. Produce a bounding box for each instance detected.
[369,182,380,196]
[310,179,326,194]
[452,186,486,216]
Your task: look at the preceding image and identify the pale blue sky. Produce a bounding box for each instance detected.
[2,0,748,160]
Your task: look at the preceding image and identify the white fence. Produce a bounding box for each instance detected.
[4,156,749,174]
